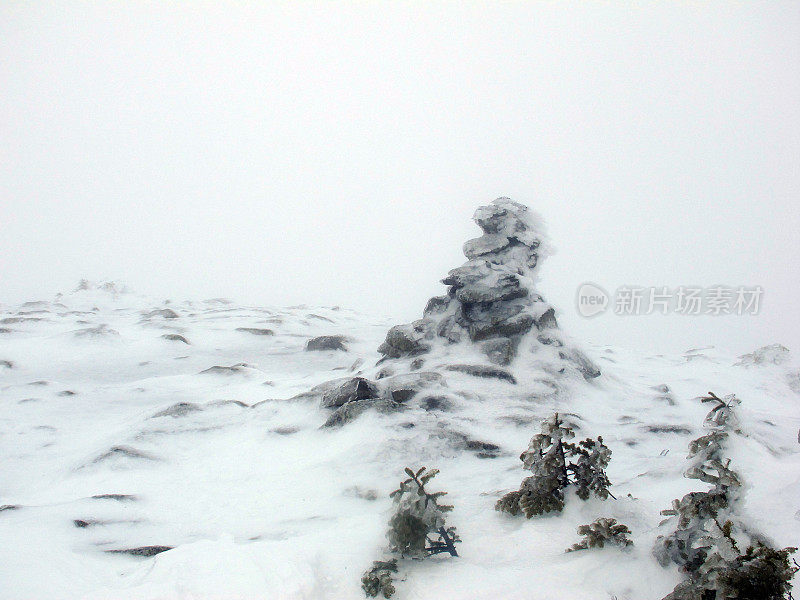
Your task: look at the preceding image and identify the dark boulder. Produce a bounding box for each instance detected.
[444,364,517,384]
[559,349,601,380]
[535,307,558,330]
[378,324,430,358]
[161,334,190,344]
[322,398,402,427]
[423,295,451,316]
[419,395,455,412]
[305,335,348,351]
[320,377,379,409]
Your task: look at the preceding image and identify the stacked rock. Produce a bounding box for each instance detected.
[378,198,560,367]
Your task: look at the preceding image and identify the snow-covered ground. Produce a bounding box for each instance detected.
[1,283,798,599]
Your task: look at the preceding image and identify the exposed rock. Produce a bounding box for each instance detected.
[0,360,13,369]
[161,334,190,344]
[199,363,252,375]
[454,276,527,304]
[305,199,600,430]
[559,349,601,380]
[320,377,379,409]
[423,296,451,317]
[436,316,463,344]
[444,364,517,384]
[236,327,274,336]
[463,233,511,259]
[106,546,173,557]
[419,395,455,412]
[375,368,394,380]
[93,445,159,463]
[57,390,76,397]
[305,335,348,351]
[73,519,98,528]
[323,398,402,427]
[536,333,563,347]
[91,494,137,502]
[143,308,179,319]
[379,371,446,392]
[371,198,605,380]
[151,402,203,418]
[445,431,502,458]
[390,389,417,403]
[0,328,12,333]
[377,324,430,358]
[290,376,355,401]
[466,310,534,342]
[536,307,558,330]
[645,425,692,435]
[481,337,520,366]
[0,505,20,512]
[323,399,373,427]
[441,260,490,288]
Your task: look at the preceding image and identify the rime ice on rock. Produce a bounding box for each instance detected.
[378,198,594,376]
[309,198,601,428]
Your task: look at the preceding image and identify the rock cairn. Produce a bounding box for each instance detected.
[309,198,600,428]
[378,198,560,367]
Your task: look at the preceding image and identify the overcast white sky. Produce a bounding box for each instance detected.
[1,2,798,354]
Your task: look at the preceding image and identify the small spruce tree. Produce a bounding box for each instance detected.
[496,413,613,518]
[566,517,633,552]
[361,559,398,599]
[361,467,459,598]
[387,467,459,558]
[655,392,797,600]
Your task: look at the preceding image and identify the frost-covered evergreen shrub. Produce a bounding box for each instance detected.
[361,467,460,598]
[496,413,613,518]
[713,543,798,600]
[569,436,613,501]
[566,518,633,552]
[655,392,797,600]
[387,467,459,558]
[361,559,398,599]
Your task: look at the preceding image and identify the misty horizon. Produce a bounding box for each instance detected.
[2,2,798,355]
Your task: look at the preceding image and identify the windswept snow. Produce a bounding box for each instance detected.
[0,281,798,599]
